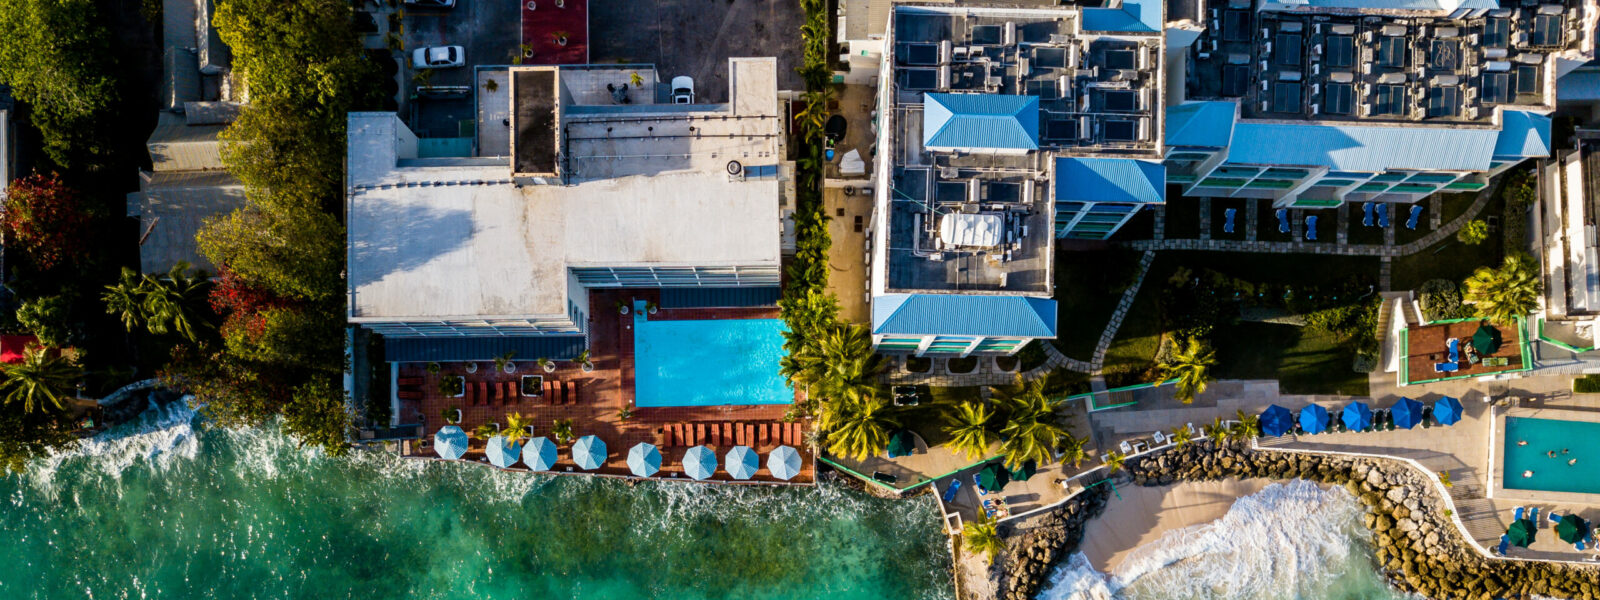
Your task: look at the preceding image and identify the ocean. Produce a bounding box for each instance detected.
[0,400,952,600]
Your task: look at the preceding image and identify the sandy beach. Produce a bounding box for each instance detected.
[1078,479,1281,573]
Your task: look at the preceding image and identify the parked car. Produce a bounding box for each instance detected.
[403,0,456,7]
[411,46,465,69]
[671,76,694,104]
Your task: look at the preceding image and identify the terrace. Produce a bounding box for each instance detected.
[1401,319,1529,386]
[1188,0,1590,124]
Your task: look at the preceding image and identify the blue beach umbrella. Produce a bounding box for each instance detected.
[1259,405,1294,437]
[524,437,557,471]
[484,435,521,469]
[1392,397,1424,430]
[768,446,801,481]
[683,445,718,480]
[572,435,607,470]
[1299,404,1331,434]
[725,446,759,480]
[1433,396,1464,426]
[1342,402,1373,432]
[433,425,469,460]
[628,442,662,477]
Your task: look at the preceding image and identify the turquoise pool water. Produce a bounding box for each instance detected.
[1503,417,1600,495]
[633,312,792,407]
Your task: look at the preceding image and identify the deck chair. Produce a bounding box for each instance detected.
[1119,440,1134,454]
[566,380,577,404]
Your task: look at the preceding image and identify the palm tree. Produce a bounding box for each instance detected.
[782,324,882,431]
[551,419,575,444]
[1170,426,1193,450]
[0,345,80,414]
[962,513,1004,564]
[1207,418,1230,446]
[942,401,997,460]
[825,394,899,461]
[102,267,147,331]
[1058,433,1088,469]
[142,262,207,341]
[504,413,532,444]
[1104,450,1127,474]
[1231,410,1262,440]
[473,423,498,440]
[994,377,1067,469]
[1463,252,1542,326]
[1161,338,1216,404]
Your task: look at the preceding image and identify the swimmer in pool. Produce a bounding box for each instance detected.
[1524,470,1535,478]
[1549,450,1559,458]
[1518,440,1529,446]
[1571,459,1578,466]
[1563,448,1570,454]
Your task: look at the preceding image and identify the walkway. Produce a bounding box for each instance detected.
[1090,251,1157,374]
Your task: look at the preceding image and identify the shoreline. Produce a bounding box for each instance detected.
[1076,479,1277,573]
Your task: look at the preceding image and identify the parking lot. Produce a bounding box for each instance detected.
[402,0,520,138]
[588,0,804,103]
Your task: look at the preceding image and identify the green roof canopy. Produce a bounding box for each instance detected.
[976,463,1009,491]
[1557,514,1588,544]
[1472,323,1502,355]
[1508,519,1537,547]
[887,430,916,458]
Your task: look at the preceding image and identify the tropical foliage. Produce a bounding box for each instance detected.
[782,324,882,430]
[1104,450,1126,474]
[1462,252,1541,326]
[504,413,532,444]
[826,394,899,461]
[16,295,75,349]
[1456,219,1489,245]
[280,377,351,456]
[0,174,93,271]
[1170,426,1193,449]
[1161,338,1216,404]
[551,419,575,445]
[1231,410,1262,440]
[0,346,81,414]
[942,401,997,460]
[1058,432,1088,468]
[102,264,210,342]
[1207,418,1230,445]
[993,378,1068,469]
[962,513,1005,564]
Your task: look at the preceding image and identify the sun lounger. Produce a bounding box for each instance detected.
[943,479,962,503]
[758,425,769,447]
[566,380,577,403]
[398,377,424,386]
[1223,208,1237,233]
[1153,431,1167,445]
[1448,338,1460,363]
[503,381,516,402]
[398,390,421,400]
[1363,202,1375,227]
[1514,506,1526,521]
[1277,208,1289,233]
[1580,540,1590,551]
[723,423,734,444]
[973,473,988,495]
[1306,215,1319,240]
[1119,440,1134,454]
[746,425,757,445]
[1377,203,1390,228]
[1133,441,1149,453]
[1530,507,1539,523]
[771,423,782,446]
[697,424,708,445]
[788,422,799,445]
[1406,204,1422,230]
[1550,512,1564,524]
[1497,535,1510,556]
[735,424,745,446]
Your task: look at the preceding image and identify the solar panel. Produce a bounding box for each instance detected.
[1104,50,1136,71]
[1429,40,1460,71]
[1276,33,1303,66]
[1426,86,1460,117]
[1482,18,1509,48]
[1326,83,1353,115]
[1516,65,1539,94]
[1222,65,1250,97]
[1033,47,1068,69]
[1374,85,1405,115]
[1044,119,1077,141]
[1376,37,1406,69]
[1327,36,1355,68]
[901,69,937,90]
[1273,82,1302,113]
[1103,90,1136,112]
[1027,79,1059,98]
[905,44,939,66]
[970,25,1002,45]
[1531,15,1562,46]
[1223,11,1251,42]
[1104,120,1136,142]
[1482,73,1512,103]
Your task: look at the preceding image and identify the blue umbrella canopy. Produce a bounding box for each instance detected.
[1299,404,1331,434]
[434,425,469,460]
[484,435,521,468]
[1260,405,1294,437]
[1433,396,1464,426]
[1392,397,1424,429]
[1342,402,1373,431]
[627,442,661,477]
[524,437,557,471]
[725,446,759,480]
[768,446,801,481]
[683,445,718,480]
[572,435,607,470]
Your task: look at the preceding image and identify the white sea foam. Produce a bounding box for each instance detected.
[1037,480,1402,600]
[27,399,201,492]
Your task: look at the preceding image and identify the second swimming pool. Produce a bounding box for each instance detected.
[1503,417,1600,495]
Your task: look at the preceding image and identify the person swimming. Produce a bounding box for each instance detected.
[1550,450,1559,458]
[1524,470,1535,478]
[1570,459,1578,466]
[1518,440,1529,446]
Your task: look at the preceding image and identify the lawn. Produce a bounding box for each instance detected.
[1052,249,1143,360]
[1212,322,1369,395]
[1346,203,1388,246]
[1391,189,1505,291]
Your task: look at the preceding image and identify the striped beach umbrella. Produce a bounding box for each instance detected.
[725,446,759,480]
[768,446,801,480]
[572,435,607,470]
[524,437,557,471]
[627,442,661,477]
[683,445,717,480]
[1299,404,1330,434]
[434,425,469,460]
[484,435,521,468]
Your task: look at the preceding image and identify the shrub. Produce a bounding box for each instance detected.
[1418,279,1468,321]
[1456,219,1489,245]
[1575,375,1600,394]
[0,174,91,271]
[16,295,73,348]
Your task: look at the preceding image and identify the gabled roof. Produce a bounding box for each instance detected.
[872,294,1057,338]
[1164,101,1236,148]
[1228,122,1499,172]
[923,93,1040,150]
[1055,158,1166,205]
[1494,110,1552,159]
[1082,0,1162,33]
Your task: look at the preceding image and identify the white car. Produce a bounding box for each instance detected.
[412,46,465,69]
[403,0,455,7]
[671,76,694,104]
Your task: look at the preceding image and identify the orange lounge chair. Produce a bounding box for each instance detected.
[695,423,706,445]
[663,427,674,448]
[710,423,721,446]
[770,423,781,446]
[739,424,749,446]
[786,422,797,446]
[676,424,687,446]
[565,381,577,404]
[758,425,768,448]
[501,381,514,402]
[722,423,733,444]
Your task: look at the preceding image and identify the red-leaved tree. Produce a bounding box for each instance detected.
[210,265,291,342]
[0,173,90,270]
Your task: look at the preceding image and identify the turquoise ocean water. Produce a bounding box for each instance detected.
[1,401,949,599]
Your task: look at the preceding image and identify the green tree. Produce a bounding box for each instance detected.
[141,262,209,342]
[1058,433,1088,469]
[103,267,148,331]
[825,394,899,461]
[0,409,77,474]
[1170,426,1193,450]
[1207,418,1230,445]
[504,413,532,444]
[1161,339,1216,404]
[280,377,351,456]
[1104,450,1126,474]
[16,295,74,348]
[198,205,346,302]
[942,401,997,460]
[222,306,344,372]
[0,345,80,414]
[781,323,881,431]
[0,0,115,167]
[1456,219,1490,245]
[551,419,575,444]
[995,381,1067,470]
[1463,253,1541,326]
[962,513,1004,564]
[1231,410,1262,440]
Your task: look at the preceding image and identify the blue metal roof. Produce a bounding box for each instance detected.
[1227,122,1499,173]
[1055,158,1166,205]
[1557,71,1600,102]
[384,335,586,362]
[923,93,1039,150]
[1494,110,1552,159]
[1082,0,1162,33]
[872,294,1057,338]
[1164,101,1236,148]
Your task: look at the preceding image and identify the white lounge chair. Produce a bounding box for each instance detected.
[1120,440,1134,454]
[1153,431,1168,445]
[1133,441,1149,453]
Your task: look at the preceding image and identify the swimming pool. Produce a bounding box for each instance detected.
[632,312,793,407]
[1502,417,1600,495]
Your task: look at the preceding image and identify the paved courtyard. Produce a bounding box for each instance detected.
[587,0,805,102]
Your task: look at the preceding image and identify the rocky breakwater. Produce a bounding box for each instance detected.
[1119,442,1600,600]
[995,485,1110,600]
